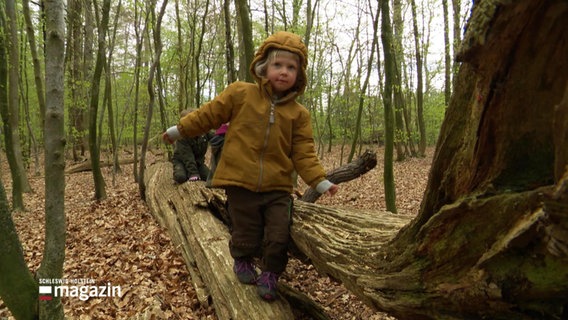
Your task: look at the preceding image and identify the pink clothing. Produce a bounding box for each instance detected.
[215,123,229,135]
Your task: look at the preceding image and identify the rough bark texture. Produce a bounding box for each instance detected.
[554,84,568,182]
[372,1,568,319]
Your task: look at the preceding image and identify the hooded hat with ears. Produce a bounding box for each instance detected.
[250,31,308,96]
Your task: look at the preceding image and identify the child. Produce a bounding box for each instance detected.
[171,109,212,183]
[163,31,338,301]
[205,123,229,187]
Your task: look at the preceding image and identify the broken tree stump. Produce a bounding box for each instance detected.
[301,150,378,203]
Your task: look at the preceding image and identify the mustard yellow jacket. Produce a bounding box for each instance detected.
[176,31,327,193]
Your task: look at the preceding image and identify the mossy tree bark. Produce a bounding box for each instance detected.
[370,1,568,319]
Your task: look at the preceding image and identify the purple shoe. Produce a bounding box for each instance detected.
[256,271,279,301]
[233,258,257,284]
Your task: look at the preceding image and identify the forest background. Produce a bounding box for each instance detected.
[1,0,471,196]
[1,0,472,318]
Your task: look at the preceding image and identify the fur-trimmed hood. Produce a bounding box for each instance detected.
[250,31,308,96]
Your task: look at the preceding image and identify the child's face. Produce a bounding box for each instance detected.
[265,53,299,95]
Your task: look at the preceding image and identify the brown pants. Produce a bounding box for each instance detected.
[225,186,293,274]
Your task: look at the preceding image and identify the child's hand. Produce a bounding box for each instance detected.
[325,184,339,196]
[162,125,181,144]
[162,132,175,144]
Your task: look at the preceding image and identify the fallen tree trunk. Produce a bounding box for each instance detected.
[144,162,295,320]
[66,158,135,174]
[143,151,408,320]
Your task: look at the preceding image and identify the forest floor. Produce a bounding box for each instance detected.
[0,145,433,320]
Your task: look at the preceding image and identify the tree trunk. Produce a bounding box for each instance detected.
[3,0,31,211]
[193,0,209,107]
[66,0,85,162]
[88,0,110,200]
[234,0,254,83]
[36,0,67,318]
[409,0,426,157]
[132,0,148,183]
[22,0,46,131]
[66,158,135,174]
[105,0,122,175]
[0,181,38,320]
[451,0,462,89]
[392,0,407,162]
[554,84,568,182]
[379,0,397,213]
[372,1,568,319]
[138,0,168,200]
[174,0,186,112]
[223,0,237,84]
[442,0,451,106]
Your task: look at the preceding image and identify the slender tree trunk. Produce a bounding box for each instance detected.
[22,0,46,131]
[132,0,149,183]
[82,0,95,158]
[186,6,197,109]
[20,62,41,177]
[380,0,397,213]
[138,0,168,199]
[234,0,254,83]
[348,1,379,163]
[67,0,86,162]
[36,0,66,318]
[88,0,111,200]
[340,40,356,166]
[392,0,407,161]
[174,0,186,113]
[194,0,210,107]
[410,0,426,156]
[4,0,31,211]
[325,77,335,153]
[304,0,315,48]
[223,0,237,84]
[442,0,451,106]
[452,0,462,88]
[106,0,122,176]
[156,62,167,137]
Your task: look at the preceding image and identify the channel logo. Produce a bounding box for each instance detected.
[38,279,121,301]
[39,286,53,301]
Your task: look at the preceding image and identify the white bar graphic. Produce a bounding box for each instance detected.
[39,286,52,294]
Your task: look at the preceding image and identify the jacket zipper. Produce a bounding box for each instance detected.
[257,101,276,191]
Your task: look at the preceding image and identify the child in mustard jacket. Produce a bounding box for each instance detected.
[163,31,338,301]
